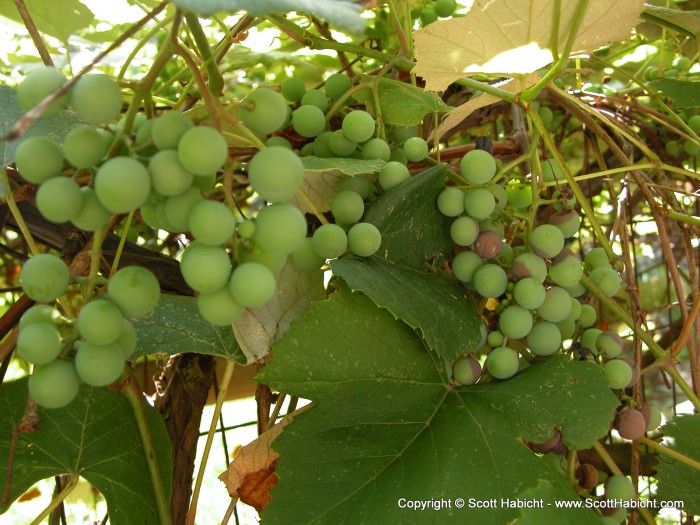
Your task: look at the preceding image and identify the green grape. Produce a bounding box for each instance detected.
[77,299,125,345]
[646,405,662,431]
[140,199,161,230]
[15,137,64,184]
[116,319,137,358]
[451,251,482,283]
[299,142,315,156]
[665,140,680,156]
[339,176,370,199]
[580,328,602,353]
[63,127,108,169]
[197,286,244,326]
[331,190,365,224]
[463,188,496,220]
[541,159,565,181]
[578,304,597,328]
[229,262,276,307]
[497,242,513,266]
[108,266,161,318]
[569,297,582,320]
[324,73,352,101]
[312,224,348,259]
[70,75,123,125]
[688,114,700,134]
[180,243,231,293]
[584,247,610,269]
[75,341,125,386]
[19,305,58,330]
[240,88,288,135]
[498,305,533,339]
[488,183,508,211]
[589,266,622,296]
[28,360,80,409]
[434,0,457,17]
[254,203,307,255]
[312,131,334,158]
[378,161,410,190]
[18,67,69,116]
[526,321,562,356]
[460,149,497,184]
[266,136,292,149]
[17,323,62,365]
[552,189,577,211]
[513,277,546,309]
[512,252,547,282]
[389,147,408,165]
[450,216,479,246]
[538,107,554,128]
[362,138,391,161]
[189,200,236,246]
[178,126,228,176]
[473,264,508,298]
[536,286,572,322]
[563,281,586,298]
[548,252,583,288]
[151,112,194,150]
[602,359,632,389]
[420,4,438,25]
[281,77,306,102]
[342,110,375,143]
[292,105,326,138]
[148,150,194,197]
[347,222,381,257]
[683,140,700,156]
[452,355,481,386]
[239,243,287,273]
[403,137,429,162]
[437,187,465,217]
[478,217,504,238]
[486,347,519,379]
[529,224,565,259]
[556,317,576,340]
[36,177,82,223]
[95,157,151,214]
[597,331,623,359]
[164,187,204,231]
[135,118,154,147]
[237,220,256,239]
[487,330,504,347]
[329,130,357,157]
[292,237,325,272]
[301,89,329,111]
[506,181,532,209]
[605,476,634,501]
[20,253,70,302]
[548,210,580,238]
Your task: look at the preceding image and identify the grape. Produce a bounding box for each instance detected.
[563,281,586,298]
[178,126,228,176]
[17,323,62,365]
[148,150,194,197]
[339,176,370,199]
[312,131,333,158]
[281,77,306,102]
[487,330,504,347]
[312,224,348,259]
[580,328,602,353]
[331,190,365,224]
[556,317,576,340]
[389,147,408,165]
[645,405,662,431]
[463,188,496,220]
[362,138,391,161]
[589,266,622,296]
[506,181,532,209]
[452,355,481,386]
[529,224,565,259]
[578,304,597,328]
[513,277,546,309]
[197,286,244,326]
[434,0,456,17]
[605,476,634,501]
[116,319,137,358]
[497,242,513,266]
[325,73,352,100]
[63,127,108,168]
[498,305,533,339]
[548,251,583,288]
[512,252,547,282]
[596,331,623,359]
[239,243,287,273]
[20,253,70,302]
[378,161,410,190]
[548,210,580,238]
[541,159,565,181]
[301,89,329,111]
[240,88,288,135]
[266,136,292,149]
[292,237,325,272]
[526,321,562,356]
[17,67,69,116]
[420,4,438,25]
[478,217,504,238]
[683,140,700,155]
[329,130,357,157]
[616,408,646,440]
[254,203,308,255]
[488,183,508,211]
[70,75,123,125]
[28,360,80,409]
[437,187,465,217]
[460,149,497,184]
[77,299,125,345]
[347,222,381,257]
[164,187,204,231]
[108,266,161,318]
[450,216,479,246]
[75,341,125,386]
[474,231,502,259]
[403,137,429,161]
[452,251,482,283]
[552,189,577,211]
[180,243,231,293]
[292,105,326,138]
[229,262,276,307]
[342,110,375,143]
[36,177,82,223]
[569,297,582,320]
[536,286,572,322]
[473,264,508,298]
[95,157,151,214]
[19,305,58,330]
[237,220,256,239]
[151,112,194,150]
[486,347,519,379]
[15,137,64,184]
[189,200,236,246]
[584,247,610,269]
[602,359,633,389]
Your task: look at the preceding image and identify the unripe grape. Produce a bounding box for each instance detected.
[645,404,662,431]
[548,251,583,288]
[526,321,562,356]
[239,243,287,273]
[311,131,333,158]
[339,176,370,200]
[116,319,137,358]
[488,183,508,211]
[292,237,325,272]
[75,341,125,386]
[28,360,80,409]
[602,359,633,389]
[63,127,108,169]
[537,286,572,322]
[148,150,194,197]
[589,266,622,296]
[17,323,62,365]
[498,305,533,339]
[497,242,513,265]
[266,136,292,149]
[237,220,256,240]
[437,187,465,217]
[688,114,700,134]
[108,266,161,318]
[529,224,565,259]
[20,253,70,302]
[151,112,195,150]
[229,262,276,308]
[584,247,610,269]
[596,331,623,359]
[240,88,288,135]
[180,243,231,293]
[605,475,634,501]
[378,161,410,190]
[324,73,352,101]
[452,251,483,283]
[362,138,391,161]
[164,187,204,231]
[329,130,357,156]
[463,188,495,220]
[95,157,151,214]
[17,66,69,116]
[178,126,228,176]
[15,137,64,184]
[578,304,597,328]
[487,330,504,347]
[312,223,348,259]
[569,297,582,320]
[389,147,408,165]
[548,210,580,238]
[512,252,547,282]
[474,231,502,259]
[616,408,646,440]
[36,177,82,223]
[452,355,481,385]
[292,105,326,138]
[513,277,546,309]
[301,89,329,111]
[473,264,508,298]
[556,317,576,340]
[450,216,479,246]
[434,0,457,17]
[342,110,375,143]
[486,347,519,379]
[281,77,305,102]
[506,181,532,209]
[403,137,429,161]
[19,305,58,330]
[77,299,125,346]
[347,222,382,257]
[189,200,236,246]
[70,75,123,125]
[460,149,496,184]
[420,4,438,25]
[254,203,307,255]
[197,286,244,326]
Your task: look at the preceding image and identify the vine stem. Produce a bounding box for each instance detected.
[29,474,78,525]
[672,295,700,356]
[1,172,39,256]
[124,375,172,525]
[296,190,328,225]
[108,210,134,278]
[639,437,700,471]
[13,0,53,66]
[186,357,236,525]
[85,228,104,298]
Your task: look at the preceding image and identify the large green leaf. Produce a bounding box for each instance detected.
[0,0,94,40]
[133,294,245,361]
[649,79,700,108]
[0,379,171,525]
[643,5,700,39]
[655,415,700,514]
[255,286,618,524]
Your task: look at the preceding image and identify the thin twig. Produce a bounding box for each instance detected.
[13,0,53,66]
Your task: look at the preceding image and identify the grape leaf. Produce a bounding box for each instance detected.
[133,294,245,361]
[649,79,700,109]
[414,0,645,91]
[0,379,172,525]
[255,286,618,524]
[0,0,94,40]
[655,415,700,514]
[171,0,365,33]
[353,77,450,126]
[642,5,700,39]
